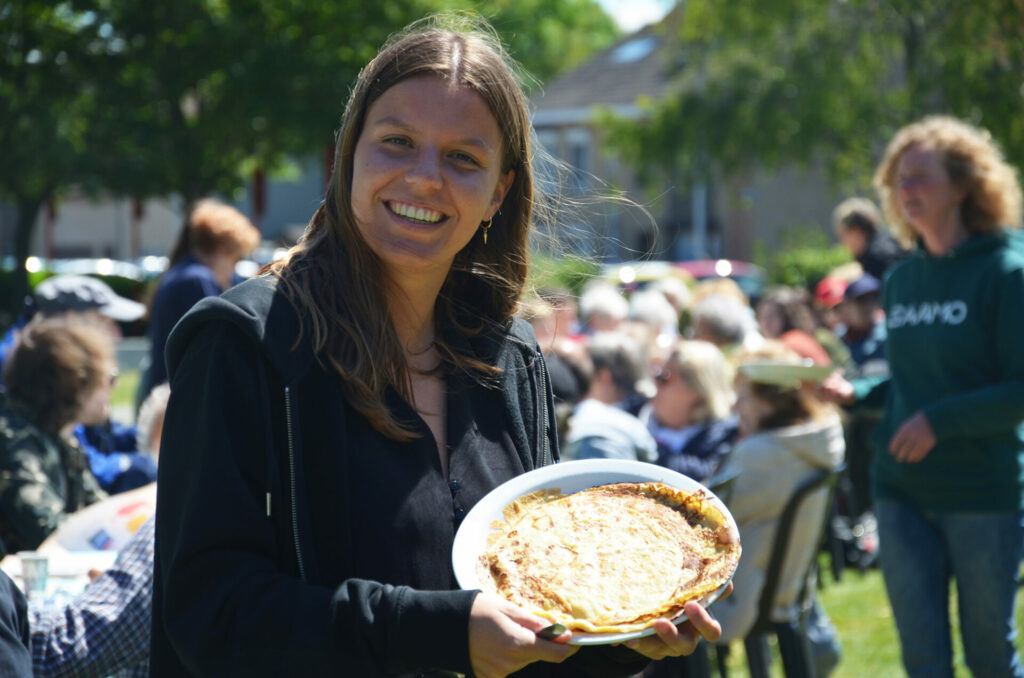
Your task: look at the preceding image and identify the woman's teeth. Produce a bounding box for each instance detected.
[390,202,443,224]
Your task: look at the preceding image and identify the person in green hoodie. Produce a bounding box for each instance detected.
[822,116,1024,678]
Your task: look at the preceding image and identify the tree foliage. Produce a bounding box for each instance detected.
[603,0,1024,193]
[473,0,618,86]
[2,0,616,316]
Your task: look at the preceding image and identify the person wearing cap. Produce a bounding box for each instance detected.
[0,275,155,496]
[0,275,146,377]
[835,274,888,379]
[822,117,1024,678]
[139,199,260,405]
[832,196,907,280]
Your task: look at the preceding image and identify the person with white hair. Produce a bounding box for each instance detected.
[629,289,679,338]
[564,332,657,462]
[690,294,762,354]
[650,276,692,316]
[640,340,739,483]
[578,282,629,333]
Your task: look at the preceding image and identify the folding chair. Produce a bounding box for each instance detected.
[742,465,844,678]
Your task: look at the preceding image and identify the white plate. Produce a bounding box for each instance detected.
[738,360,836,387]
[451,458,738,645]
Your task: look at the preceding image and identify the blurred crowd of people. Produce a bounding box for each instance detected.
[524,250,888,674]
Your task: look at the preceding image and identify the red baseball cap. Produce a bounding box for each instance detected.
[814,276,847,309]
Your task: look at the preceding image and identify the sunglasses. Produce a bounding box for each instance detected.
[653,369,674,386]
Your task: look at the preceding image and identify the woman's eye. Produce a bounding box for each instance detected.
[450,151,481,167]
[383,136,411,148]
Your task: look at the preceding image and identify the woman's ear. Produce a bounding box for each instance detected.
[487,169,515,219]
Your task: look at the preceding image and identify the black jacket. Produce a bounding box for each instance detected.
[151,276,646,677]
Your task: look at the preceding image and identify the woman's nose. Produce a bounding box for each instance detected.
[405,150,443,191]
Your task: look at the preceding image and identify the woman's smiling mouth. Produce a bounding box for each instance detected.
[387,201,446,224]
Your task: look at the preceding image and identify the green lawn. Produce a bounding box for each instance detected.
[716,558,1024,677]
[111,368,141,409]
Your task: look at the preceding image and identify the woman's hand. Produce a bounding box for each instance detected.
[621,585,730,660]
[468,593,578,678]
[889,411,936,463]
[817,371,855,406]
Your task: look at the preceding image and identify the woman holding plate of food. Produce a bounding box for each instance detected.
[151,13,724,678]
[821,116,1024,678]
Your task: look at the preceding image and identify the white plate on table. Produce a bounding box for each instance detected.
[451,458,738,645]
[738,360,836,387]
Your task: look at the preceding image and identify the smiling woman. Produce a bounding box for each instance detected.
[151,13,723,678]
[351,75,514,285]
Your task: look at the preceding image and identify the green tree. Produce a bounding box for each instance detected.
[0,2,102,314]
[602,0,1024,193]
[474,0,618,85]
[1,1,616,318]
[1,0,439,316]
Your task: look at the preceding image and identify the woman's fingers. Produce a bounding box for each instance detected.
[621,601,722,660]
[889,411,936,463]
[469,594,577,678]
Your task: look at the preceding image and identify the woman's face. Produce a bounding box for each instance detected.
[350,75,515,283]
[651,365,703,429]
[76,359,117,427]
[895,144,965,237]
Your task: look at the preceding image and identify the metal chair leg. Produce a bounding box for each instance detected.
[744,633,772,678]
[774,621,816,678]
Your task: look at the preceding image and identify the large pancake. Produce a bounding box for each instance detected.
[477,481,740,633]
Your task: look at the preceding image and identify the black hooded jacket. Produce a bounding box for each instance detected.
[150,276,648,677]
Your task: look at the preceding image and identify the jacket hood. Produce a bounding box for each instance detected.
[748,413,844,469]
[165,276,315,385]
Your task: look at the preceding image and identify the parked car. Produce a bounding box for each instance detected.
[598,260,695,296]
[674,259,766,304]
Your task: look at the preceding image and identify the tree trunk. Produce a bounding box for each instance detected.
[6,196,44,319]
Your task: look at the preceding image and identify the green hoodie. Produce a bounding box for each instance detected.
[856,231,1024,512]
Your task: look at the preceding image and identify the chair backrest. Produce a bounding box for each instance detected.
[749,464,844,633]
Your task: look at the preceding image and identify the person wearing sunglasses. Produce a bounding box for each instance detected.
[640,340,739,483]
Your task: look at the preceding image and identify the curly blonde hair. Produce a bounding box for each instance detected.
[873,116,1023,248]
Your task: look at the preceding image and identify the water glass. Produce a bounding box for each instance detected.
[17,551,49,600]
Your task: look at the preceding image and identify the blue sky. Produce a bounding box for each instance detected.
[595,0,673,32]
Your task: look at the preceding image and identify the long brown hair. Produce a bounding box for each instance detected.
[269,14,534,440]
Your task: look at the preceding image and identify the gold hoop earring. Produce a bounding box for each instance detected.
[480,219,492,245]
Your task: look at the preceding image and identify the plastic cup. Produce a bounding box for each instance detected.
[17,551,49,600]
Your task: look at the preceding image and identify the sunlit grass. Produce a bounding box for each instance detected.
[111,368,140,410]
[713,557,1024,677]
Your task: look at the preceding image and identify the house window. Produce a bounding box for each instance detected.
[566,128,592,190]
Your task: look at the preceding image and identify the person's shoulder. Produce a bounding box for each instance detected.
[506,316,538,345]
[0,400,43,447]
[166,275,312,381]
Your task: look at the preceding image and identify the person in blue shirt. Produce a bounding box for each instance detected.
[138,200,259,406]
